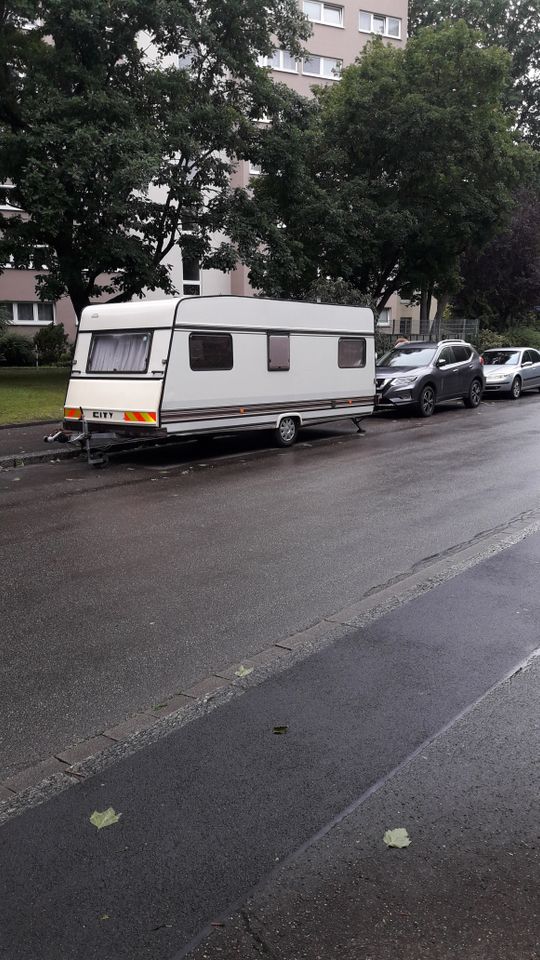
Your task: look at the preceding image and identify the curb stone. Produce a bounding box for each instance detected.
[0,448,79,469]
[0,419,60,431]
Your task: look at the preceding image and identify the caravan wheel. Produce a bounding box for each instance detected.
[274,416,299,447]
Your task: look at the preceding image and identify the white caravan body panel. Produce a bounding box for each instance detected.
[64,296,375,437]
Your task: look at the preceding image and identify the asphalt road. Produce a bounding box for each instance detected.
[1,395,540,779]
[1,531,539,960]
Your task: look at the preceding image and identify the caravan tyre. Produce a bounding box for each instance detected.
[275,416,299,447]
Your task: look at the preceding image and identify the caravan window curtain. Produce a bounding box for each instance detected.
[87,332,152,373]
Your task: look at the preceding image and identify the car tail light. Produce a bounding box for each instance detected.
[479,356,484,365]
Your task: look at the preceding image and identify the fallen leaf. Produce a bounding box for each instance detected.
[99,915,110,921]
[90,807,122,830]
[273,725,288,735]
[383,828,411,849]
[235,665,253,678]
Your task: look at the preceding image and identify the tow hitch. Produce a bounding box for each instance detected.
[44,429,82,444]
[44,423,108,465]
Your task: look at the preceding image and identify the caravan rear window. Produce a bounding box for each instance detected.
[87,332,152,373]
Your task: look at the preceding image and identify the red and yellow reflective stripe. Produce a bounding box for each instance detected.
[64,407,82,419]
[123,411,157,423]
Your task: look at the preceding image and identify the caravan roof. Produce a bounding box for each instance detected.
[79,296,374,335]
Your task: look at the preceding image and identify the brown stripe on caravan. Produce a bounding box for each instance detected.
[161,396,375,424]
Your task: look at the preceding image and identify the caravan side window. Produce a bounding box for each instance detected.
[338,337,366,368]
[268,333,290,371]
[189,333,233,371]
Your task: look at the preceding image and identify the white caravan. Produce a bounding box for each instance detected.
[59,296,375,457]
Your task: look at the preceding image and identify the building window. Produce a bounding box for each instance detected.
[359,11,401,38]
[182,259,201,296]
[338,337,366,368]
[180,208,198,234]
[303,1,343,27]
[0,301,55,325]
[377,307,391,327]
[399,317,412,336]
[0,183,20,211]
[249,162,262,176]
[260,50,298,73]
[0,303,13,325]
[178,49,194,70]
[268,333,290,371]
[189,333,233,371]
[303,54,342,79]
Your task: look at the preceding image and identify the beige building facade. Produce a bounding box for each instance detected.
[1,0,431,344]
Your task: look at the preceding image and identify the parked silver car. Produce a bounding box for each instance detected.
[482,348,540,399]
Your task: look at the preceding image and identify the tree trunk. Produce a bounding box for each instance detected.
[420,283,434,334]
[67,284,91,322]
[420,286,428,327]
[429,291,450,340]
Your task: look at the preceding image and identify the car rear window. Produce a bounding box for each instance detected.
[87,332,152,373]
[482,351,520,366]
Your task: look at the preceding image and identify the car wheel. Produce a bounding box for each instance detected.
[274,416,299,447]
[464,378,483,408]
[417,385,436,418]
[510,377,522,400]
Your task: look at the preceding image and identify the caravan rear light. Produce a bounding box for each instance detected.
[64,406,82,420]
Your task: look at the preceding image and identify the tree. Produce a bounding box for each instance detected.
[408,0,540,147]
[0,0,309,318]
[452,190,540,327]
[229,23,522,317]
[34,321,69,363]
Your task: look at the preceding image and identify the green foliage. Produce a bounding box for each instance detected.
[305,278,372,308]
[408,0,540,146]
[229,22,522,312]
[0,303,11,333]
[0,333,35,366]
[33,323,69,364]
[504,326,540,349]
[375,331,397,357]
[453,189,540,328]
[472,328,509,352]
[473,325,540,352]
[0,0,309,317]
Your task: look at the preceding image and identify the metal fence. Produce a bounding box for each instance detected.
[437,318,480,342]
[377,319,480,346]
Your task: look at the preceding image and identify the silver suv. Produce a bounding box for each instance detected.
[376,340,485,417]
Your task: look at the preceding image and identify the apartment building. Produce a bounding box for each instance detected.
[1,0,428,344]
